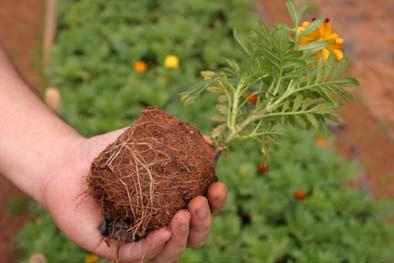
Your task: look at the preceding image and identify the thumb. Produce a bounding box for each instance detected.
[83,128,127,163]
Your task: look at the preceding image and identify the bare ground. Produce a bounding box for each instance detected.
[0,0,45,262]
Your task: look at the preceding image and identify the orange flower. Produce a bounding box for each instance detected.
[298,18,344,63]
[315,137,327,147]
[294,190,307,200]
[133,60,148,73]
[84,254,98,263]
[257,162,268,174]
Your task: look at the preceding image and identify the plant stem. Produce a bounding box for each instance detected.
[228,81,244,137]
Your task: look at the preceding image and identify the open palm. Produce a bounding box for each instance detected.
[42,129,228,263]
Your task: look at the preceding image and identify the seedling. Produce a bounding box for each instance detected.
[181,0,357,158]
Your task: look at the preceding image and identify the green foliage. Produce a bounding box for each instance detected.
[16,0,393,262]
[6,196,29,216]
[182,0,359,158]
[17,203,89,263]
[51,0,255,137]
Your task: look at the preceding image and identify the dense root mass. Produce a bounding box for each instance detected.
[88,107,217,241]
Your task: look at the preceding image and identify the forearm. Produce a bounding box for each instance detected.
[0,48,83,203]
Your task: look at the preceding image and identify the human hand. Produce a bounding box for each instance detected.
[41,129,228,262]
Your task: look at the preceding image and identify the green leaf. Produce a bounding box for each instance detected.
[272,26,291,55]
[305,113,319,129]
[301,98,313,110]
[286,0,299,25]
[257,21,271,44]
[299,19,323,38]
[233,29,251,56]
[300,40,329,53]
[335,77,359,87]
[332,58,349,79]
[330,85,353,101]
[293,95,303,111]
[257,47,281,69]
[180,94,193,105]
[224,58,241,74]
[315,57,324,83]
[323,53,335,80]
[312,103,337,114]
[281,100,290,124]
[282,100,290,112]
[294,115,306,128]
[316,85,336,104]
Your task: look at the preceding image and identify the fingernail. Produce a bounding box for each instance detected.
[178,213,190,232]
[197,205,209,218]
[160,229,171,240]
[180,222,188,232]
[216,191,225,201]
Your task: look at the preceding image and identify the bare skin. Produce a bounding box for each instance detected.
[0,48,228,263]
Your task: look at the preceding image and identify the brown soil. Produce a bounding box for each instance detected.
[0,1,45,262]
[0,0,45,90]
[88,108,217,241]
[259,0,394,197]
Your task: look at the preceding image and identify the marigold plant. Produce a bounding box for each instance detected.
[182,0,358,158]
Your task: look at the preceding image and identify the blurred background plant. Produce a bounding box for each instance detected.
[4,0,394,262]
[50,0,256,136]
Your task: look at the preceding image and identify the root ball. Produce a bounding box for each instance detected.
[88,107,216,241]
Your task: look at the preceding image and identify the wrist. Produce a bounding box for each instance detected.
[0,47,87,206]
[36,132,86,206]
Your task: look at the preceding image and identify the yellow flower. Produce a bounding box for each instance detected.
[164,55,179,69]
[298,18,344,63]
[133,60,148,73]
[84,254,98,263]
